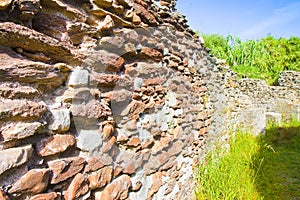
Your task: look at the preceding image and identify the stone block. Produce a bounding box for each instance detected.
[0,145,33,175]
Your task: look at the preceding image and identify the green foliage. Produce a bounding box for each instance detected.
[201,34,300,85]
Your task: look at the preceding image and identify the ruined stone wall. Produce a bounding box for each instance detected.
[0,0,214,199]
[208,59,300,137]
[1,0,299,199]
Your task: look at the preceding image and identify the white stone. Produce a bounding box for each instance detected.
[76,129,103,152]
[68,68,89,88]
[50,108,70,132]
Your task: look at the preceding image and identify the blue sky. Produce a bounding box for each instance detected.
[176,0,300,40]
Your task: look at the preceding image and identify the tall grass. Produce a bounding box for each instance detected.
[201,34,300,85]
[195,132,263,200]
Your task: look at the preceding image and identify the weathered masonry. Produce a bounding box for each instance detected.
[0,0,299,199]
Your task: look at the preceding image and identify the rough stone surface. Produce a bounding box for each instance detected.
[36,134,76,157]
[64,173,89,200]
[8,169,50,195]
[0,47,68,90]
[0,22,80,64]
[48,157,85,184]
[1,122,42,142]
[0,0,298,199]
[49,108,70,132]
[0,145,33,175]
[98,175,131,200]
[85,155,113,173]
[0,99,46,120]
[29,192,59,200]
[88,166,113,189]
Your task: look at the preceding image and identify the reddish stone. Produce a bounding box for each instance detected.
[102,123,114,140]
[143,155,160,175]
[92,74,120,88]
[157,151,171,166]
[127,137,141,147]
[0,22,79,64]
[134,0,148,8]
[8,169,50,195]
[160,156,177,171]
[99,175,131,200]
[139,47,162,62]
[101,136,117,153]
[122,162,136,174]
[88,166,113,189]
[198,127,208,136]
[0,189,10,200]
[36,134,76,157]
[124,65,139,77]
[84,155,113,173]
[0,99,46,121]
[133,3,157,25]
[29,192,59,200]
[113,165,123,177]
[144,78,165,86]
[148,171,162,198]
[64,173,89,200]
[48,157,85,184]
[0,83,39,99]
[89,50,125,73]
[70,100,112,119]
[124,100,145,118]
[168,140,184,156]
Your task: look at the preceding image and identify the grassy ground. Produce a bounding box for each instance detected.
[195,120,300,200]
[254,121,300,200]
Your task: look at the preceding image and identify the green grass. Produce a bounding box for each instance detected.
[195,132,262,200]
[195,120,300,200]
[253,120,300,200]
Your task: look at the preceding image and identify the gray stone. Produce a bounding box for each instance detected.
[76,129,103,152]
[0,145,33,175]
[68,68,89,88]
[50,108,70,132]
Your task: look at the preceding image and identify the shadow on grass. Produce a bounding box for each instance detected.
[253,124,300,200]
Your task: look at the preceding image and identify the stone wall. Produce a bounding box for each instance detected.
[0,0,214,199]
[0,0,299,199]
[208,59,300,137]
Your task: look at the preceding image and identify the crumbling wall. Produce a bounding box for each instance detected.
[208,59,300,137]
[0,0,214,199]
[1,1,299,199]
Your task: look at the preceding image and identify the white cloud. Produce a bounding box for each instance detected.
[239,1,300,39]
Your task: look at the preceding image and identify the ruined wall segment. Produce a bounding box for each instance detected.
[0,0,213,199]
[207,59,300,137]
